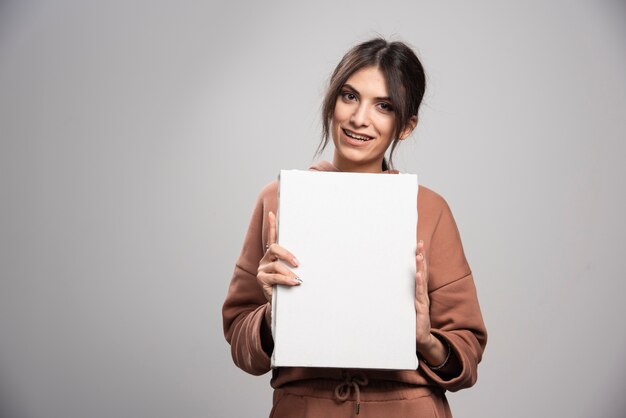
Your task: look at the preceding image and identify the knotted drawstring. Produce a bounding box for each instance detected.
[334,372,369,415]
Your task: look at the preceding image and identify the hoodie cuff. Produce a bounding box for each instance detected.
[419,330,469,391]
[233,303,272,375]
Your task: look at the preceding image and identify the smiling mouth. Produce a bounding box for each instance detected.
[342,128,373,142]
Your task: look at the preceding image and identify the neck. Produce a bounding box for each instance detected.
[332,156,385,173]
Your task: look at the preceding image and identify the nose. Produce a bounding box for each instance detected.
[349,103,370,127]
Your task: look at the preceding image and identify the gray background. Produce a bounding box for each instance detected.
[1,1,625,417]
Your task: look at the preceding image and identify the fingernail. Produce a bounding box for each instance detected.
[418,240,424,245]
[292,257,300,266]
[293,277,303,284]
[418,253,424,260]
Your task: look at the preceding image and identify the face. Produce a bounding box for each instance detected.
[331,66,410,173]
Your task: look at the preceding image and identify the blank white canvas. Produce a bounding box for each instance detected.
[271,169,419,370]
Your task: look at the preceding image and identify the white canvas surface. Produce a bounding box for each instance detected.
[271,169,419,370]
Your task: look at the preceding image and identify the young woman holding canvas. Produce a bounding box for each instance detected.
[223,37,487,417]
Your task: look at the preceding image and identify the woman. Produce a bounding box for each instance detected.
[222,37,487,417]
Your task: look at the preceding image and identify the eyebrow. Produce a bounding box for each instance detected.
[342,83,391,102]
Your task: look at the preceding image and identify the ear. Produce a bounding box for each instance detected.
[398,115,418,141]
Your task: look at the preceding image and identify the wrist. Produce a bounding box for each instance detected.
[418,333,449,369]
[423,337,451,371]
[424,334,439,352]
[417,333,438,355]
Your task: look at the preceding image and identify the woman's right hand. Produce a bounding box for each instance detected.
[257,211,301,303]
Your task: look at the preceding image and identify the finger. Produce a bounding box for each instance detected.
[415,271,429,307]
[416,240,424,260]
[416,252,425,274]
[261,259,300,279]
[266,243,299,267]
[258,270,302,286]
[416,240,427,276]
[268,211,277,246]
[415,271,429,303]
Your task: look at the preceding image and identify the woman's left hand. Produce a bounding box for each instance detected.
[415,239,432,347]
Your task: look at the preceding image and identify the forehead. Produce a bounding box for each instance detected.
[344,66,389,97]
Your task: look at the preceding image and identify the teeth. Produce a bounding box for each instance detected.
[344,129,372,141]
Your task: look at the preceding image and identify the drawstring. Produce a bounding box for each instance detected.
[334,371,369,415]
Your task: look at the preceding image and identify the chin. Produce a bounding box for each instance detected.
[336,147,375,166]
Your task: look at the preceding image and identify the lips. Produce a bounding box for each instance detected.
[342,128,374,141]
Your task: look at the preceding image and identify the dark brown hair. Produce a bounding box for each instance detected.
[316,37,426,171]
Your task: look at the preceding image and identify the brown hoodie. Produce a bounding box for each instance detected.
[222,161,487,392]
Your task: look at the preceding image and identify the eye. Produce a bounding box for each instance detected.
[378,102,394,112]
[340,91,357,102]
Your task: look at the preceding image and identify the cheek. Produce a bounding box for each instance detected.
[329,118,341,145]
[331,108,347,135]
[333,101,353,122]
[378,118,396,139]
[330,113,340,131]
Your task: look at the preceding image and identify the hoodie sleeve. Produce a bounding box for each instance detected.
[419,197,488,391]
[222,182,277,376]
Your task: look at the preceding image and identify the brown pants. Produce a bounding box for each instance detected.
[270,379,452,418]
